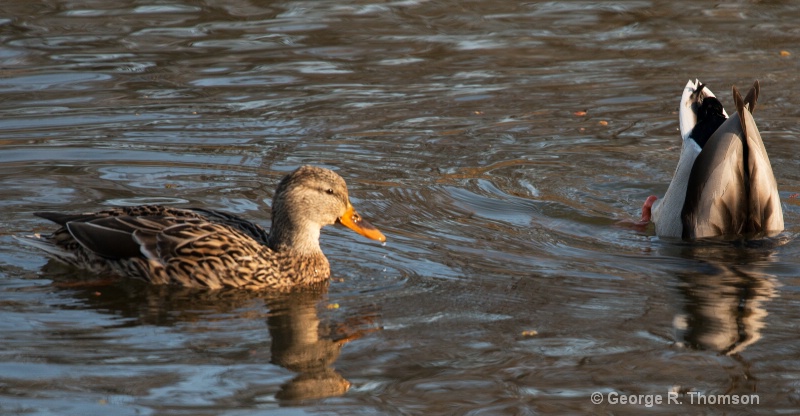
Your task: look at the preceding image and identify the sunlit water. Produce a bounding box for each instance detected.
[2,1,800,414]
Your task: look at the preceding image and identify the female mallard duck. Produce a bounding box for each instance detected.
[641,80,784,239]
[16,166,386,290]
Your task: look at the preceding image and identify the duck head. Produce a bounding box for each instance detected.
[268,166,385,254]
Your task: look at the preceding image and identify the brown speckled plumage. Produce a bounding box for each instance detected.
[16,166,386,290]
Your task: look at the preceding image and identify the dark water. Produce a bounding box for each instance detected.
[2,1,800,414]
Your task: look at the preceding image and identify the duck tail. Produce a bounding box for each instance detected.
[13,234,78,263]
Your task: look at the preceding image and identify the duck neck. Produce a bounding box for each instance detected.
[268,213,323,257]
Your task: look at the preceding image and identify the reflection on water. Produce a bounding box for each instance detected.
[40,267,381,403]
[671,242,780,356]
[268,290,380,402]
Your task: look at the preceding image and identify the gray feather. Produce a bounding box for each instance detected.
[681,81,783,239]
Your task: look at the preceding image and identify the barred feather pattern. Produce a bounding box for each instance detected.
[139,222,330,290]
[29,205,328,290]
[19,166,384,291]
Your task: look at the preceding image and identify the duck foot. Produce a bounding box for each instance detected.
[616,195,657,230]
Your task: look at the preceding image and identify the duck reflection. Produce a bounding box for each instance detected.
[671,241,780,355]
[268,289,380,401]
[42,264,380,401]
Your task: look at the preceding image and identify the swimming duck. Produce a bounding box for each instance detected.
[642,80,784,239]
[16,166,386,290]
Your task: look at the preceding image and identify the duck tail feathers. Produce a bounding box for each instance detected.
[13,234,77,263]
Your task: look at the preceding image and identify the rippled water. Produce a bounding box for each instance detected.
[2,1,800,414]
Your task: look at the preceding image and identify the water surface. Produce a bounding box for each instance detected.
[2,1,800,414]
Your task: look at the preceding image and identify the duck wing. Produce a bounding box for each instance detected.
[681,81,783,238]
[56,213,280,288]
[35,205,270,251]
[737,85,783,234]
[185,207,270,245]
[131,221,276,288]
[680,112,749,238]
[65,215,192,259]
[26,205,280,287]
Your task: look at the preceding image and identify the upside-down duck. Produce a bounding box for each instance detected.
[642,80,784,239]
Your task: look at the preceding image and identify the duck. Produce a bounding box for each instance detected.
[640,80,784,239]
[15,165,386,290]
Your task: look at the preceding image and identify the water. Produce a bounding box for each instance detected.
[2,1,800,414]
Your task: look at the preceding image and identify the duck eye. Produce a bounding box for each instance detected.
[325,188,335,195]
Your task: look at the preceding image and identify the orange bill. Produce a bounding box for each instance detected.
[337,205,386,243]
